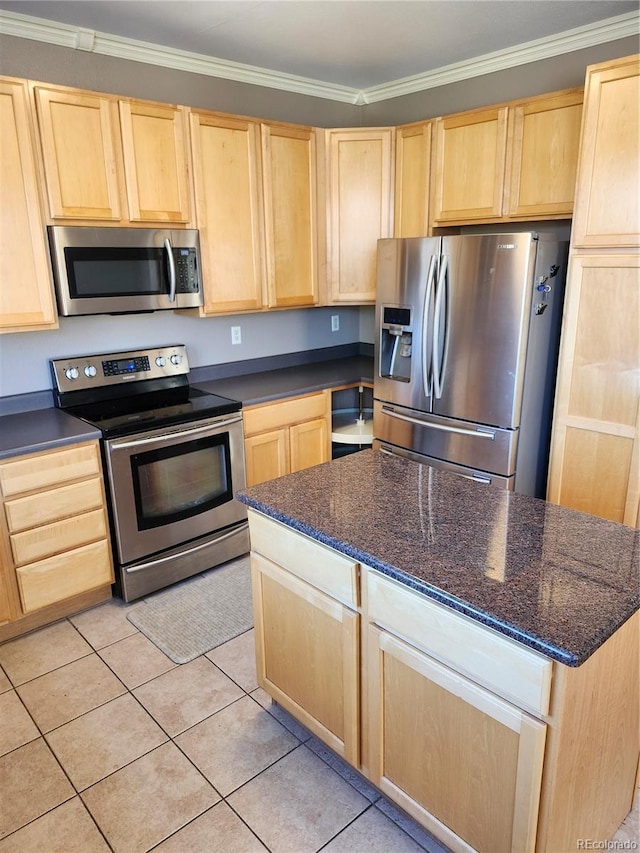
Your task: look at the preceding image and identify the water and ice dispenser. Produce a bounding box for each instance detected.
[379,306,412,381]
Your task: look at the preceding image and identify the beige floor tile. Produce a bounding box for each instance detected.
[0,797,110,853]
[70,598,139,650]
[98,631,176,689]
[307,736,381,803]
[323,804,428,852]
[0,621,92,687]
[207,628,258,692]
[0,739,74,839]
[228,744,368,852]
[17,654,126,733]
[81,741,219,853]
[0,668,11,694]
[46,693,167,791]
[375,798,450,853]
[176,694,299,795]
[250,687,313,742]
[0,691,39,757]
[155,801,267,852]
[133,656,243,737]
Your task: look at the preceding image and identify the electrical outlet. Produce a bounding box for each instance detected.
[331,314,340,332]
[231,326,242,345]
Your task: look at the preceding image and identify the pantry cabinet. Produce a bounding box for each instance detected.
[394,121,433,237]
[0,441,114,640]
[261,122,318,308]
[321,128,395,303]
[249,510,360,764]
[243,391,331,486]
[190,110,265,314]
[0,77,58,333]
[547,56,640,527]
[34,83,192,225]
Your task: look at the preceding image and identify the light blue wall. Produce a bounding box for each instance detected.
[0,306,365,398]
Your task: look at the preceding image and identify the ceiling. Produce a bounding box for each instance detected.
[1,1,638,99]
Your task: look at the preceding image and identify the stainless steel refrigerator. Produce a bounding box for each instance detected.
[373,233,568,497]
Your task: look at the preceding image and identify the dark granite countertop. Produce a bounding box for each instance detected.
[0,409,101,460]
[238,449,640,667]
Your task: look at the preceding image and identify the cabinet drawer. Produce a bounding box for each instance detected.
[0,443,101,498]
[244,393,328,436]
[366,570,552,715]
[16,538,114,613]
[4,478,105,533]
[10,509,108,567]
[248,509,358,607]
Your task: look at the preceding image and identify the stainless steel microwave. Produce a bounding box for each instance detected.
[48,226,204,316]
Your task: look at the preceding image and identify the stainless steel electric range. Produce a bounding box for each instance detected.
[51,344,249,602]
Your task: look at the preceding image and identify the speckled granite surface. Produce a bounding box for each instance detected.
[0,409,101,460]
[238,449,640,667]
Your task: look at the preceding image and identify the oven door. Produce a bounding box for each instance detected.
[104,413,247,566]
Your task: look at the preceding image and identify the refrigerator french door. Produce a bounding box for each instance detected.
[373,233,567,497]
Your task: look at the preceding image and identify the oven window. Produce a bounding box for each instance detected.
[65,247,167,298]
[131,434,232,530]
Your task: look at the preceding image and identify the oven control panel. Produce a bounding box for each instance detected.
[50,345,190,393]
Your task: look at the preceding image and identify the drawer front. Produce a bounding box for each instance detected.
[10,508,108,567]
[244,393,328,436]
[0,443,101,498]
[16,539,114,613]
[4,478,105,533]
[248,509,358,607]
[366,570,552,715]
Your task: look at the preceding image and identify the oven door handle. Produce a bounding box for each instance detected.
[164,238,176,302]
[125,521,249,573]
[111,415,244,450]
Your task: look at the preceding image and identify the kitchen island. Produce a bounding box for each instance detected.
[237,449,639,853]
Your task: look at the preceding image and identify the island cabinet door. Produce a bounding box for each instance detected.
[367,626,547,853]
[251,552,359,765]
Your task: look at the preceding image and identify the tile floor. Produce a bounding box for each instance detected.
[0,566,638,853]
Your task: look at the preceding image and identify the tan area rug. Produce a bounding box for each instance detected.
[126,556,253,664]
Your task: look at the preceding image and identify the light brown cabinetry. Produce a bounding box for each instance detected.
[34,83,192,225]
[249,510,359,763]
[547,56,640,527]
[0,77,58,333]
[431,88,583,225]
[321,128,395,303]
[243,391,331,486]
[261,122,318,308]
[0,441,114,640]
[394,121,433,237]
[190,110,265,314]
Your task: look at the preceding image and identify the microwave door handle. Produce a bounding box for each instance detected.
[421,254,437,398]
[432,254,449,399]
[164,238,176,302]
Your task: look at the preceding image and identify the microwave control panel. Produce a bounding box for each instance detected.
[173,248,200,293]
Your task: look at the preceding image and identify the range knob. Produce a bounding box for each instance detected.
[84,365,97,378]
[170,354,182,365]
[155,356,166,367]
[64,367,79,381]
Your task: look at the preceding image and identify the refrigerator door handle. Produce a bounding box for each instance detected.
[381,405,496,439]
[421,254,437,398]
[432,254,450,399]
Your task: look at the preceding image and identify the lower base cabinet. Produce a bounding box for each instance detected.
[247,509,639,853]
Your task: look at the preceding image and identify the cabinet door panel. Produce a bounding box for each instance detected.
[0,443,101,498]
[191,112,264,312]
[368,626,546,853]
[35,86,123,220]
[253,552,359,764]
[290,417,329,473]
[245,429,288,486]
[0,78,57,332]
[394,122,432,237]
[119,101,191,223]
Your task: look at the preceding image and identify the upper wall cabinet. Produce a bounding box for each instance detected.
[431,88,583,226]
[261,122,318,309]
[322,128,395,304]
[394,121,433,238]
[0,77,58,333]
[190,110,265,314]
[570,60,640,248]
[34,84,192,225]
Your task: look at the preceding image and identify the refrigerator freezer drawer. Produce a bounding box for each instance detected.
[373,400,518,476]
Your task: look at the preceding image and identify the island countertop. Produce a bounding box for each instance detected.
[237,449,639,667]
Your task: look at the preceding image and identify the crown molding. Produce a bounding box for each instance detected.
[1,8,638,106]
